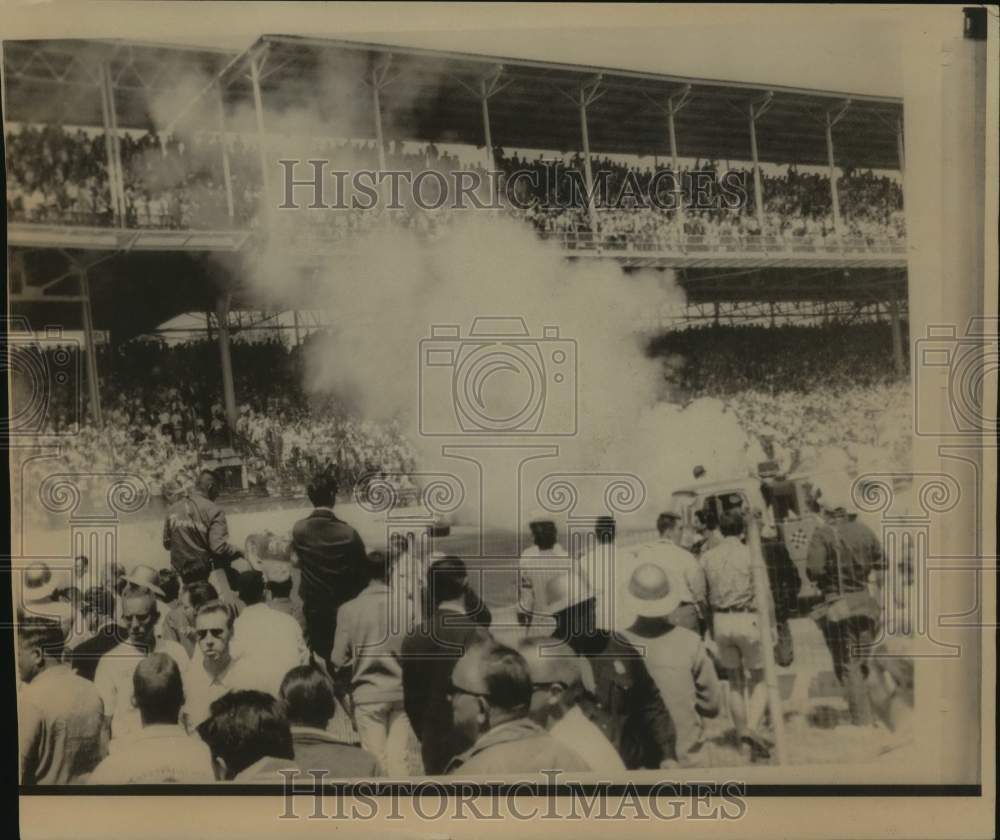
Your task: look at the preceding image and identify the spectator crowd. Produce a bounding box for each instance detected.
[17,462,912,785]
[18,320,910,509]
[7,122,905,250]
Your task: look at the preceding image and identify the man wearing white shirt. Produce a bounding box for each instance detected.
[515,637,624,774]
[518,512,571,631]
[89,653,214,784]
[228,571,308,698]
[182,601,238,733]
[622,512,707,634]
[94,591,189,745]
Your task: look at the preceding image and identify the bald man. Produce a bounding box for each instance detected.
[445,640,591,777]
[516,637,624,774]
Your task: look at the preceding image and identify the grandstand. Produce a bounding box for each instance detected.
[5,35,908,443]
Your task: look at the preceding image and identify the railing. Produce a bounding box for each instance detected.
[536,230,906,257]
[8,203,907,257]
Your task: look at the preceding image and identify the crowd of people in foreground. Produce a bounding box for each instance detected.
[6,122,905,249]
[17,467,914,784]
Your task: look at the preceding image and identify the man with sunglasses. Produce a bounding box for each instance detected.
[516,637,625,774]
[445,639,591,777]
[93,590,190,746]
[182,601,238,733]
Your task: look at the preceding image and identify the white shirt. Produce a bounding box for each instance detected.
[518,543,571,616]
[229,603,308,697]
[94,639,190,744]
[87,724,215,784]
[181,654,237,734]
[550,706,625,774]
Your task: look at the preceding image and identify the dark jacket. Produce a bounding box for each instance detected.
[762,538,803,621]
[291,509,368,610]
[567,631,677,769]
[290,726,381,778]
[401,606,492,775]
[68,623,125,682]
[446,718,591,776]
[806,515,883,600]
[162,491,243,583]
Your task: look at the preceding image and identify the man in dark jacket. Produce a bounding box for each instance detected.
[547,570,678,769]
[401,556,491,775]
[291,472,368,667]
[162,470,244,592]
[806,481,884,726]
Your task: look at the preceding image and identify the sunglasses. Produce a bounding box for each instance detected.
[123,612,153,625]
[446,680,489,701]
[195,627,227,640]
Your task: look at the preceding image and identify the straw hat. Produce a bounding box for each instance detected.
[621,563,683,621]
[122,564,166,598]
[22,562,58,602]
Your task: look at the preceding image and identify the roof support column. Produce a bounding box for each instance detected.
[481,79,496,206]
[826,100,851,247]
[79,270,103,429]
[216,82,235,224]
[666,85,692,243]
[896,116,905,172]
[249,48,272,226]
[105,64,127,225]
[748,92,773,236]
[888,291,906,379]
[215,289,238,433]
[476,66,508,207]
[370,55,393,212]
[98,63,125,226]
[578,76,605,246]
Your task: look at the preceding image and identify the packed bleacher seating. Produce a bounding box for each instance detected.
[28,336,417,498]
[20,321,910,502]
[647,321,912,475]
[6,123,905,249]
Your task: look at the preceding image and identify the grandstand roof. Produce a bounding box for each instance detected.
[3,36,904,169]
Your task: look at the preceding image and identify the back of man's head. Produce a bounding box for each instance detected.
[306,472,337,508]
[17,615,65,660]
[478,641,533,716]
[279,664,336,729]
[185,580,219,611]
[237,570,266,606]
[427,556,467,607]
[157,568,180,603]
[133,652,185,726]
[198,690,293,780]
[719,510,745,537]
[656,512,681,536]
[196,470,219,500]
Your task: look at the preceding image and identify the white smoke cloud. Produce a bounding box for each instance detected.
[142,57,763,533]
